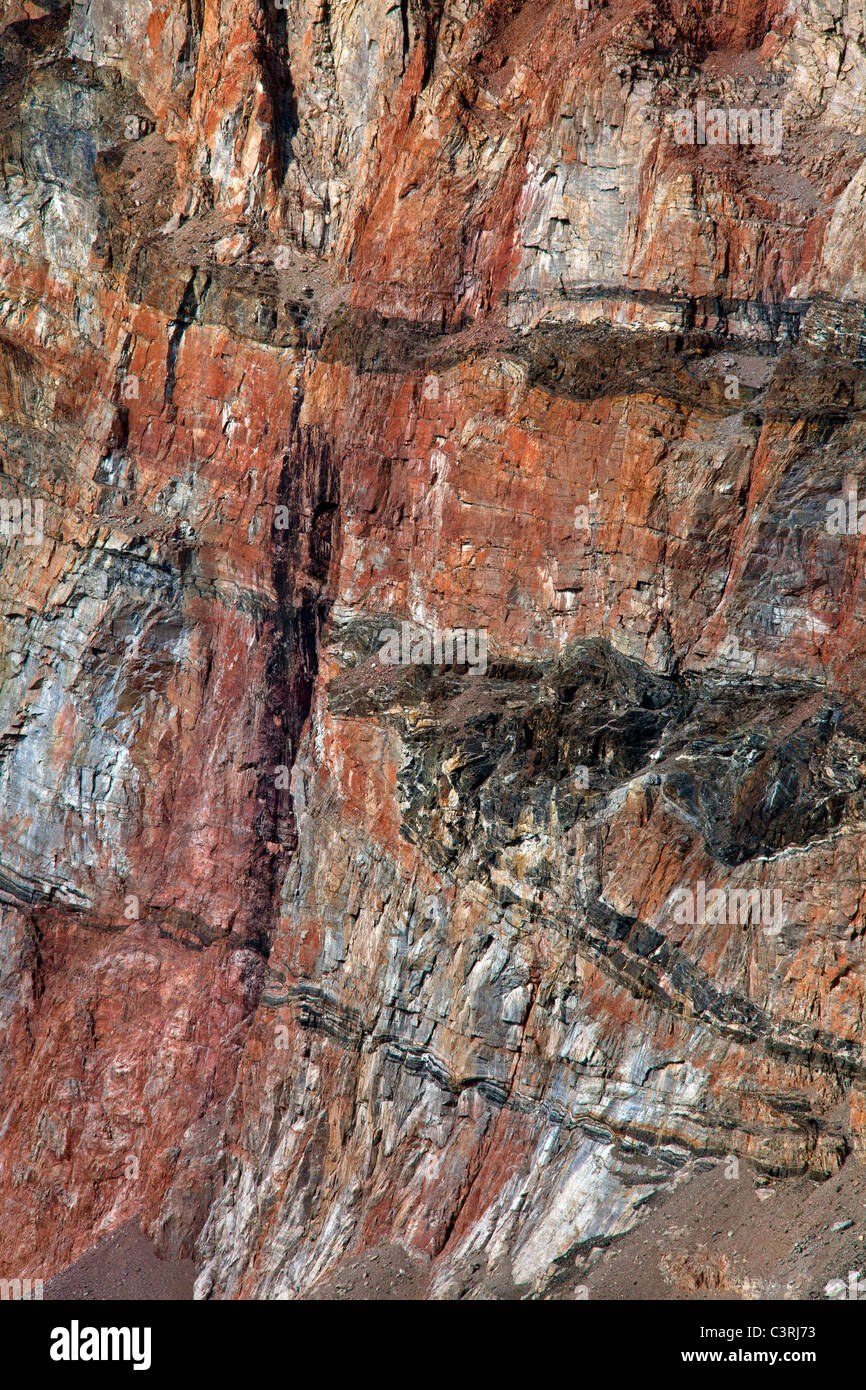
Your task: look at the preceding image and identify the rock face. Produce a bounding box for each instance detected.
[2,0,866,1298]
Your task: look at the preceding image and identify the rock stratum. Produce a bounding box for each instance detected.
[2,0,866,1299]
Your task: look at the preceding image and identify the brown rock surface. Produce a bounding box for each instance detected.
[2,0,866,1300]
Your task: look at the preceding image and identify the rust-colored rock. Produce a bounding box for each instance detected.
[2,0,866,1300]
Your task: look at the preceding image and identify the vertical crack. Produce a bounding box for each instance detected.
[163,269,210,411]
[246,414,339,956]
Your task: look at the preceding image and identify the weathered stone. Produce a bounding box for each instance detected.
[2,0,866,1300]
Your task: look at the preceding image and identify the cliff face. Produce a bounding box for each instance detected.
[2,0,866,1298]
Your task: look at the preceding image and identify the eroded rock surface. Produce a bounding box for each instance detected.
[2,0,866,1298]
